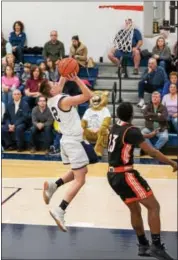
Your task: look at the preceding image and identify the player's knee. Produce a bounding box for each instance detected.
[128,202,142,215]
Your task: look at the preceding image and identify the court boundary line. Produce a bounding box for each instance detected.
[1,188,22,205]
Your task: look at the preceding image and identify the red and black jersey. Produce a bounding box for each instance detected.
[108,121,145,167]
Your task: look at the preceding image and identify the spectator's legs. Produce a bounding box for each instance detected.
[155,130,169,150]
[133,49,141,70]
[1,125,16,149]
[14,46,24,63]
[158,60,166,70]
[141,128,153,147]
[2,91,13,108]
[108,48,120,66]
[15,124,26,150]
[30,126,39,151]
[23,96,36,110]
[53,132,62,150]
[137,81,146,107]
[171,117,178,133]
[18,85,25,95]
[43,126,53,150]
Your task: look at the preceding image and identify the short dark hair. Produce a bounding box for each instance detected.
[116,102,133,122]
[13,21,24,32]
[72,35,79,41]
[39,80,52,98]
[37,95,47,103]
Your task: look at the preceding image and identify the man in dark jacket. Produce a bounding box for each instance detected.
[137,58,168,109]
[42,31,65,62]
[30,95,53,153]
[141,91,169,150]
[2,89,30,152]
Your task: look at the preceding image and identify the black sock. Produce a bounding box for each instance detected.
[55,178,64,188]
[59,200,69,211]
[151,234,161,246]
[137,234,149,246]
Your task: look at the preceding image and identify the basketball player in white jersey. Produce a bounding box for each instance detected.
[39,75,94,232]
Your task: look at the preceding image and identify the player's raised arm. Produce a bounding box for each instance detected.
[139,141,177,172]
[59,74,93,110]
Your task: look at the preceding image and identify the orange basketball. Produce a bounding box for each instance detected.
[58,57,79,77]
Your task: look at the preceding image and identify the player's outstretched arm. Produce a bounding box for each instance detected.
[139,141,178,172]
[60,74,93,110]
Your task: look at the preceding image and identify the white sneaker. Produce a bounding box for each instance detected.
[49,207,67,232]
[141,104,146,110]
[43,181,57,205]
[137,99,145,108]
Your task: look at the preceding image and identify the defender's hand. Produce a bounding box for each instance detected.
[171,161,178,172]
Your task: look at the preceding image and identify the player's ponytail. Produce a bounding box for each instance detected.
[39,80,52,98]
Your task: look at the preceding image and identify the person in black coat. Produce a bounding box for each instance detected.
[2,89,30,151]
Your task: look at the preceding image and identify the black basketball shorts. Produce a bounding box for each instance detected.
[107,170,153,204]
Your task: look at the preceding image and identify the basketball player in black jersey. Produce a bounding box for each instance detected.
[107,102,177,260]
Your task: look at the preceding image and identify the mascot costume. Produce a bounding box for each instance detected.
[81,91,111,157]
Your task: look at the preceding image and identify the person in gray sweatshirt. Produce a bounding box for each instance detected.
[152,36,172,70]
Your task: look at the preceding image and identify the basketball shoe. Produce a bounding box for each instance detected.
[49,207,67,232]
[150,243,174,260]
[43,181,57,204]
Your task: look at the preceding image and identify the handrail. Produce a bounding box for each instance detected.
[112,82,117,124]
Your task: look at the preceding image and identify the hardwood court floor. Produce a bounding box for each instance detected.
[2,159,177,259]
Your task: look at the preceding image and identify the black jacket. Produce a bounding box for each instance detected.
[3,99,30,127]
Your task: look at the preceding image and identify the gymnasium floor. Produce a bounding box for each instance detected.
[2,155,178,259]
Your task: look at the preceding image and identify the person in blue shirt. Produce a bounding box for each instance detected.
[9,21,26,64]
[108,19,143,75]
[137,58,168,109]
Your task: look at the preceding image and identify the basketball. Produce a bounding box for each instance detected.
[58,57,79,77]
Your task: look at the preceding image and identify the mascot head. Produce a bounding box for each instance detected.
[90,91,109,110]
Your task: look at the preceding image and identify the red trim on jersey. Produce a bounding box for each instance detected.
[125,172,148,199]
[121,143,132,164]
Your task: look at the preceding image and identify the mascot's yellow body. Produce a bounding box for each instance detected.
[81,91,111,156]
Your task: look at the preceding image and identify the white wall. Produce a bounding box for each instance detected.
[2,2,143,61]
[2,1,177,61]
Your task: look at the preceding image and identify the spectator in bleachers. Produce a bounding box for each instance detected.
[162,84,178,133]
[2,54,20,77]
[152,36,172,70]
[70,35,88,67]
[162,71,178,97]
[9,21,26,63]
[137,58,168,109]
[24,66,43,109]
[2,32,12,63]
[141,91,168,150]
[20,63,31,91]
[46,58,59,82]
[2,89,30,152]
[30,95,53,153]
[49,120,62,155]
[2,65,20,107]
[39,62,49,79]
[42,30,65,62]
[108,18,143,75]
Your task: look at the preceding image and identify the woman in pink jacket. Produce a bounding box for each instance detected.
[2,65,20,107]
